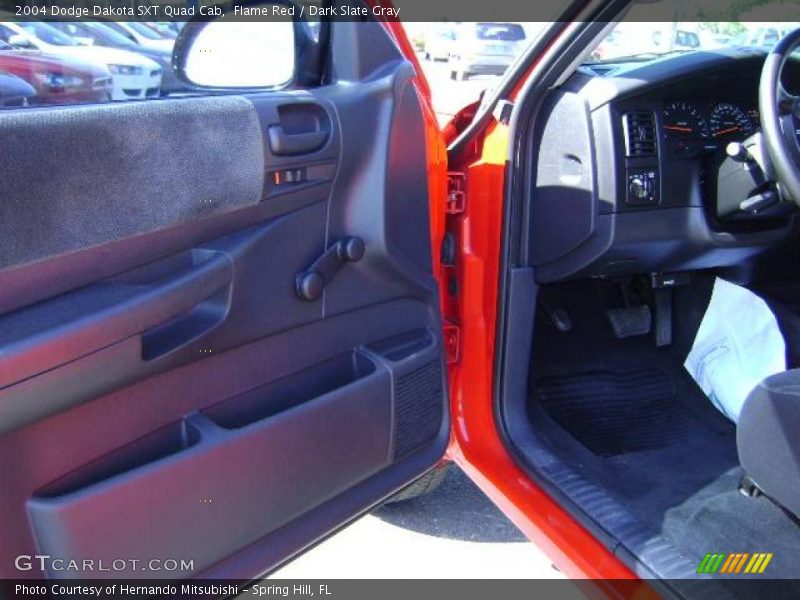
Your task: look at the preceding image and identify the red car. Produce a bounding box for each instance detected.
[0,40,111,105]
[0,71,34,107]
[1,3,800,597]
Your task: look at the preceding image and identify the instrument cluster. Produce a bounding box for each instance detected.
[661,100,759,156]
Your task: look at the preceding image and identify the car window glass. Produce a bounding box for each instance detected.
[20,22,78,46]
[101,22,138,42]
[127,22,163,40]
[85,23,138,47]
[52,22,97,42]
[475,23,526,41]
[0,16,304,110]
[0,24,13,43]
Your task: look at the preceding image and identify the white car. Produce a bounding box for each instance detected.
[424,25,458,61]
[447,22,528,80]
[651,27,701,52]
[101,21,174,52]
[0,21,162,100]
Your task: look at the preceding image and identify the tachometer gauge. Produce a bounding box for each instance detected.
[662,101,708,155]
[663,101,708,138]
[710,102,754,140]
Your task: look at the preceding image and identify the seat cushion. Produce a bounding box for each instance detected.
[738,369,800,518]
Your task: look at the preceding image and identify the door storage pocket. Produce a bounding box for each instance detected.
[203,351,376,429]
[27,350,392,579]
[35,421,201,499]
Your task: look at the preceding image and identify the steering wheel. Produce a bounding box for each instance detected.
[760,28,800,205]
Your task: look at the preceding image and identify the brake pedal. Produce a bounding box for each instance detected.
[606,305,652,339]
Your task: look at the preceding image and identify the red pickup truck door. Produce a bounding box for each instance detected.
[0,16,448,579]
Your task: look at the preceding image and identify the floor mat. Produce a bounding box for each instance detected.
[536,368,695,456]
[524,277,800,580]
[523,277,756,579]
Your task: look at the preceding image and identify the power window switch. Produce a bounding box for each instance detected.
[272,167,307,185]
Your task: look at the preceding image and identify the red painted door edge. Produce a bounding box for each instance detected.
[443,119,643,590]
[380,13,650,593]
[371,1,433,107]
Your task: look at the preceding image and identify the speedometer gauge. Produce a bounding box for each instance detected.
[710,102,754,140]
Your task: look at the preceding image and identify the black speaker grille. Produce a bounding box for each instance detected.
[393,360,443,459]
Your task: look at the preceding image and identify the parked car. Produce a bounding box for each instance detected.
[652,27,701,51]
[702,32,735,48]
[0,39,111,104]
[0,21,162,100]
[0,69,34,107]
[734,25,797,48]
[48,21,183,95]
[448,22,527,80]
[99,21,175,52]
[591,24,705,62]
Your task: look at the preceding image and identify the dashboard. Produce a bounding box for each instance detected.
[529,48,800,282]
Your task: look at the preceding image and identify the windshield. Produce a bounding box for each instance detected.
[20,21,79,46]
[587,18,800,64]
[475,23,526,41]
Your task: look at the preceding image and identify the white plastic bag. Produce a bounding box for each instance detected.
[684,278,786,423]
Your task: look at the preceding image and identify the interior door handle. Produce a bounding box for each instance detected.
[268,125,328,156]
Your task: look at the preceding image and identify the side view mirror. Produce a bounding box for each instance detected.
[172,1,319,90]
[8,34,35,49]
[75,37,95,46]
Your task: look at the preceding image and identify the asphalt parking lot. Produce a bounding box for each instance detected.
[270,466,564,579]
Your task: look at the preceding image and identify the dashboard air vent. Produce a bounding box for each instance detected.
[622,111,657,157]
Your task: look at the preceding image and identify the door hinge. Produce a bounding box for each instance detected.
[443,323,461,364]
[446,172,466,215]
